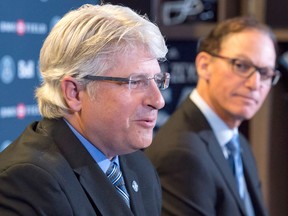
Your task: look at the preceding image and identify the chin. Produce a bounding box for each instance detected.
[139,136,153,149]
[234,107,257,119]
[126,136,152,152]
[142,142,152,150]
[237,112,255,121]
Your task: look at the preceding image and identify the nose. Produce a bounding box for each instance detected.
[244,70,262,90]
[145,80,165,110]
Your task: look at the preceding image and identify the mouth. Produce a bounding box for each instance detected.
[135,118,157,129]
[235,93,258,104]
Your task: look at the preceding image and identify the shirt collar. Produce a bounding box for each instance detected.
[63,118,119,173]
[189,90,238,148]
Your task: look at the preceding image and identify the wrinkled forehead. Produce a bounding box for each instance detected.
[103,48,161,77]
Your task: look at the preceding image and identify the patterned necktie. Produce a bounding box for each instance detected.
[226,134,255,216]
[106,162,130,208]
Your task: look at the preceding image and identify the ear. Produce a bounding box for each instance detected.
[195,51,212,81]
[61,76,82,112]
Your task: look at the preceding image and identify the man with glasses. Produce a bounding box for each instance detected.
[146,16,279,216]
[0,4,169,215]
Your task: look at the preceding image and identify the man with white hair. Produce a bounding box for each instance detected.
[0,3,170,215]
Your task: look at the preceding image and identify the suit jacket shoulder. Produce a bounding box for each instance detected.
[0,118,161,216]
[146,97,268,216]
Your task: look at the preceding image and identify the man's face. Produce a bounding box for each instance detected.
[205,30,276,127]
[78,49,165,158]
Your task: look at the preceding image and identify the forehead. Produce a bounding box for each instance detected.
[221,30,274,52]
[106,50,160,77]
[220,30,276,64]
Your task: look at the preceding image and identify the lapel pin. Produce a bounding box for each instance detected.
[132,180,138,192]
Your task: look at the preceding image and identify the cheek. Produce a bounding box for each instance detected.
[209,75,231,99]
[99,94,138,125]
[257,87,270,105]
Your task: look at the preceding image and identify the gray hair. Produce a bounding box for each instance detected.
[35,4,168,118]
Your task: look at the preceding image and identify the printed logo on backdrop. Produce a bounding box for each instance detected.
[0,20,47,36]
[0,103,39,120]
[161,0,217,26]
[0,55,16,84]
[0,56,38,84]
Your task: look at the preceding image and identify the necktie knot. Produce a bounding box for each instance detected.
[226,135,240,156]
[106,162,125,187]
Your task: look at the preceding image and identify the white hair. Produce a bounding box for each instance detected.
[35,4,168,118]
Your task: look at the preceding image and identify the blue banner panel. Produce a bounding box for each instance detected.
[0,0,99,151]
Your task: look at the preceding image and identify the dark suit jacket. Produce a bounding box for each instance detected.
[145,97,268,216]
[0,118,161,216]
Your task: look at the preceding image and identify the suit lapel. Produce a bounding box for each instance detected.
[241,137,267,216]
[120,156,146,216]
[74,164,133,216]
[200,130,247,215]
[182,99,248,215]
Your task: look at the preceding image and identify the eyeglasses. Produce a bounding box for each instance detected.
[83,72,170,90]
[207,52,281,86]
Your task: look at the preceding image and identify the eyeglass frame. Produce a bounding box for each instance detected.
[206,52,281,86]
[83,72,171,91]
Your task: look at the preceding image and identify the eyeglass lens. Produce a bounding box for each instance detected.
[129,72,170,90]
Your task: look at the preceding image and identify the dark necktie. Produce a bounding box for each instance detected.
[226,134,255,216]
[106,162,130,208]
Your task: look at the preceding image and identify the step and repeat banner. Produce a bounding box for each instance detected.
[0,0,201,151]
[0,0,99,151]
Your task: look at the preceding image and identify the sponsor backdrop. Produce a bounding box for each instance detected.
[0,0,99,151]
[0,0,200,151]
